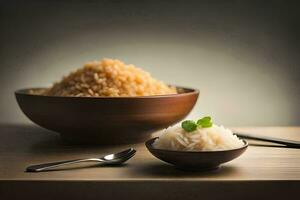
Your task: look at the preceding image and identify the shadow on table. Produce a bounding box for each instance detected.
[0,123,59,152]
[133,162,239,178]
[25,162,130,173]
[0,123,134,156]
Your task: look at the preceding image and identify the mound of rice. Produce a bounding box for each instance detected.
[34,58,177,97]
[153,124,244,151]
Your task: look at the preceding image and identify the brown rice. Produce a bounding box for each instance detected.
[32,58,177,97]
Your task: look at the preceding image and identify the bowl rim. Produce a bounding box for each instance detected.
[145,137,248,153]
[15,86,199,99]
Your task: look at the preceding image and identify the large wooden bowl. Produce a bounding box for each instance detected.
[15,87,199,144]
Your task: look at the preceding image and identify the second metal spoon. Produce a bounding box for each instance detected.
[235,133,300,148]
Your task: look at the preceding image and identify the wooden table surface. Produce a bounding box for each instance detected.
[0,124,299,200]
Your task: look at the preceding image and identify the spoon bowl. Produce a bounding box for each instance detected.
[103,148,136,163]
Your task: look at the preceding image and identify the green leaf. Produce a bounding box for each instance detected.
[181,120,198,132]
[200,122,212,128]
[197,116,213,128]
[197,116,211,124]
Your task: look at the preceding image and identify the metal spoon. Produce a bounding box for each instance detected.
[26,148,136,172]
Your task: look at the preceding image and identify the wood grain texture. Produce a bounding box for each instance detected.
[0,124,299,199]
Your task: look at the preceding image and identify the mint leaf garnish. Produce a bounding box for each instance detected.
[197,116,213,128]
[181,120,198,132]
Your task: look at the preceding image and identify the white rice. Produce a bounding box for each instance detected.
[153,124,244,151]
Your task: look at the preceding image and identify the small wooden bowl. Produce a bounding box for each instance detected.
[145,137,248,171]
[15,86,199,145]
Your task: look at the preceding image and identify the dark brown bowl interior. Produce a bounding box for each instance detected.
[15,86,199,144]
[145,137,248,171]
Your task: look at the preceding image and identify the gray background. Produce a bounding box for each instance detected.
[1,0,299,126]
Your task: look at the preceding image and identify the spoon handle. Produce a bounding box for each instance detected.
[26,158,100,172]
[235,132,300,148]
